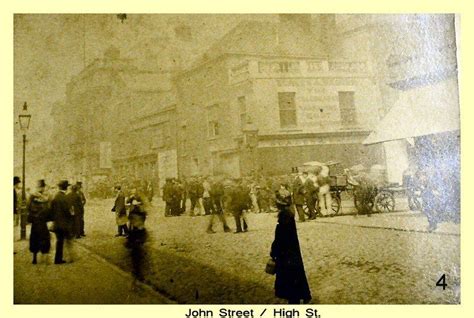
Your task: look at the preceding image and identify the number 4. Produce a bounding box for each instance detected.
[436,274,447,290]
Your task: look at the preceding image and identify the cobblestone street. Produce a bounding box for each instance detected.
[14,198,460,304]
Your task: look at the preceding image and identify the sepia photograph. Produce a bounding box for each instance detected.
[12,13,460,305]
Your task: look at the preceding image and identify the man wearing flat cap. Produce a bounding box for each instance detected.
[50,180,74,264]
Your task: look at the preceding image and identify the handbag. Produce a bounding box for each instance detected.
[265,258,276,275]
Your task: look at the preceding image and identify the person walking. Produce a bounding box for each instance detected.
[112,185,128,237]
[125,189,148,282]
[292,172,307,222]
[206,176,231,234]
[127,187,146,231]
[14,176,21,227]
[188,177,203,216]
[230,179,251,233]
[76,182,86,237]
[270,183,312,304]
[180,178,188,214]
[50,180,75,264]
[67,185,83,239]
[202,177,213,216]
[27,179,52,264]
[304,173,318,220]
[162,178,173,217]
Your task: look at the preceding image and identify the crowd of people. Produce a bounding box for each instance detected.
[14,177,86,265]
[153,168,334,234]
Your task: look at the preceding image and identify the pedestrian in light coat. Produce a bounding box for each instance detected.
[112,185,128,237]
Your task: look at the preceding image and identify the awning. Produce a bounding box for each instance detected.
[364,78,460,145]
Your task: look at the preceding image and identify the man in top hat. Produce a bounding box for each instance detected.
[75,181,86,237]
[50,180,74,264]
[14,176,21,227]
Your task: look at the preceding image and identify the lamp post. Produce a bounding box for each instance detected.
[18,102,31,240]
[242,119,259,176]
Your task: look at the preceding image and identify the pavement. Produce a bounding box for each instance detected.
[13,230,174,304]
[14,197,460,304]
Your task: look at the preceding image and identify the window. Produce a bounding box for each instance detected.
[207,104,220,138]
[278,92,297,128]
[338,91,357,126]
[238,96,247,129]
[208,121,220,137]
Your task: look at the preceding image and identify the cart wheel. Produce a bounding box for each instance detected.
[330,193,341,215]
[375,191,395,213]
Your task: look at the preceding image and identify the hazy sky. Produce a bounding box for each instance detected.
[13,14,278,151]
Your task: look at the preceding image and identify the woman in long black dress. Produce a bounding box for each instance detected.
[27,180,52,264]
[270,184,312,304]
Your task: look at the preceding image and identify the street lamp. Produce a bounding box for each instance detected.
[242,118,259,175]
[18,102,31,240]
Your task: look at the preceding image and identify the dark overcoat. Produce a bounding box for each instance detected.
[271,204,311,302]
[229,185,251,214]
[66,191,83,217]
[292,177,306,206]
[50,191,73,235]
[27,192,52,254]
[113,191,128,226]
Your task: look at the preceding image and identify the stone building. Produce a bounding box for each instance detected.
[175,17,384,177]
[49,46,178,191]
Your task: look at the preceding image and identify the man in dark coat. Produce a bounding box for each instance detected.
[206,176,231,233]
[188,177,203,216]
[230,179,251,233]
[76,182,86,237]
[14,176,21,227]
[27,179,52,264]
[292,173,306,222]
[173,179,184,216]
[67,185,83,239]
[50,180,74,264]
[162,178,173,217]
[271,184,312,304]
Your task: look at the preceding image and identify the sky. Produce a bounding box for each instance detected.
[13,14,278,155]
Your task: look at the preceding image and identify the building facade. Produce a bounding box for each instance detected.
[175,19,384,177]
[48,46,178,192]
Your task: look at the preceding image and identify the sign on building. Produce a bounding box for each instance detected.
[99,141,112,169]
